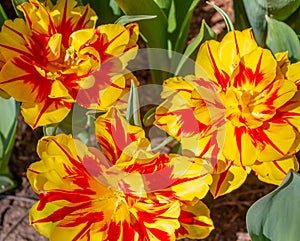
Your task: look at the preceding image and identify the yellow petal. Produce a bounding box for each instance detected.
[176,200,214,239]
[46,33,62,61]
[21,99,71,128]
[96,24,130,56]
[231,47,277,92]
[258,122,297,162]
[70,29,95,52]
[286,61,300,84]
[196,40,230,89]
[131,201,180,241]
[251,155,299,185]
[210,163,249,198]
[95,107,145,164]
[218,29,257,74]
[223,123,259,166]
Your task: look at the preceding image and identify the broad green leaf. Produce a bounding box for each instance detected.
[266,15,300,62]
[247,170,300,241]
[206,1,234,32]
[0,97,18,193]
[232,0,250,30]
[81,0,122,24]
[0,4,8,27]
[153,0,172,10]
[115,15,156,25]
[241,0,300,45]
[242,0,267,45]
[126,80,142,127]
[256,0,300,20]
[285,7,300,35]
[174,20,216,76]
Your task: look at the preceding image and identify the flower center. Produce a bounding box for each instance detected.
[222,87,264,129]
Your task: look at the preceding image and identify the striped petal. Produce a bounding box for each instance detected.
[154,77,202,140]
[21,99,72,129]
[176,200,214,239]
[95,107,145,164]
[27,134,186,241]
[251,155,299,185]
[130,201,180,241]
[0,0,139,128]
[231,48,277,92]
[256,122,297,162]
[210,161,249,198]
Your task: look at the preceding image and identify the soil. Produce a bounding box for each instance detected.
[0,0,280,241]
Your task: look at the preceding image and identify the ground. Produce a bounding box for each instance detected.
[0,0,280,240]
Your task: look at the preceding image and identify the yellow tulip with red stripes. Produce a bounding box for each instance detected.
[0,0,139,128]
[27,108,214,240]
[155,29,300,196]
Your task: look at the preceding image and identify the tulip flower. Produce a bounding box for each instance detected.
[0,0,139,128]
[27,108,214,240]
[155,29,300,196]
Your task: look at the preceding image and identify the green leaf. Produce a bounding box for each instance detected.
[153,0,172,10]
[266,15,300,62]
[169,0,201,54]
[11,0,27,18]
[241,0,300,46]
[206,1,234,32]
[115,0,169,85]
[115,14,157,25]
[115,0,168,49]
[58,103,88,135]
[81,0,122,24]
[43,124,59,136]
[174,20,216,76]
[150,135,175,152]
[242,0,267,45]
[0,176,16,194]
[0,4,8,27]
[126,80,142,127]
[232,0,250,30]
[256,0,300,20]
[247,170,300,241]
[142,106,156,127]
[285,7,300,35]
[109,0,122,16]
[0,97,18,193]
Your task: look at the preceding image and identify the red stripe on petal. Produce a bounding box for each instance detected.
[254,50,264,86]
[0,44,32,58]
[233,31,240,55]
[148,227,172,241]
[272,161,287,175]
[214,164,231,197]
[37,190,94,211]
[234,127,246,167]
[32,203,88,224]
[3,22,26,39]
[254,128,285,156]
[207,43,228,90]
[27,168,40,174]
[32,102,52,129]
